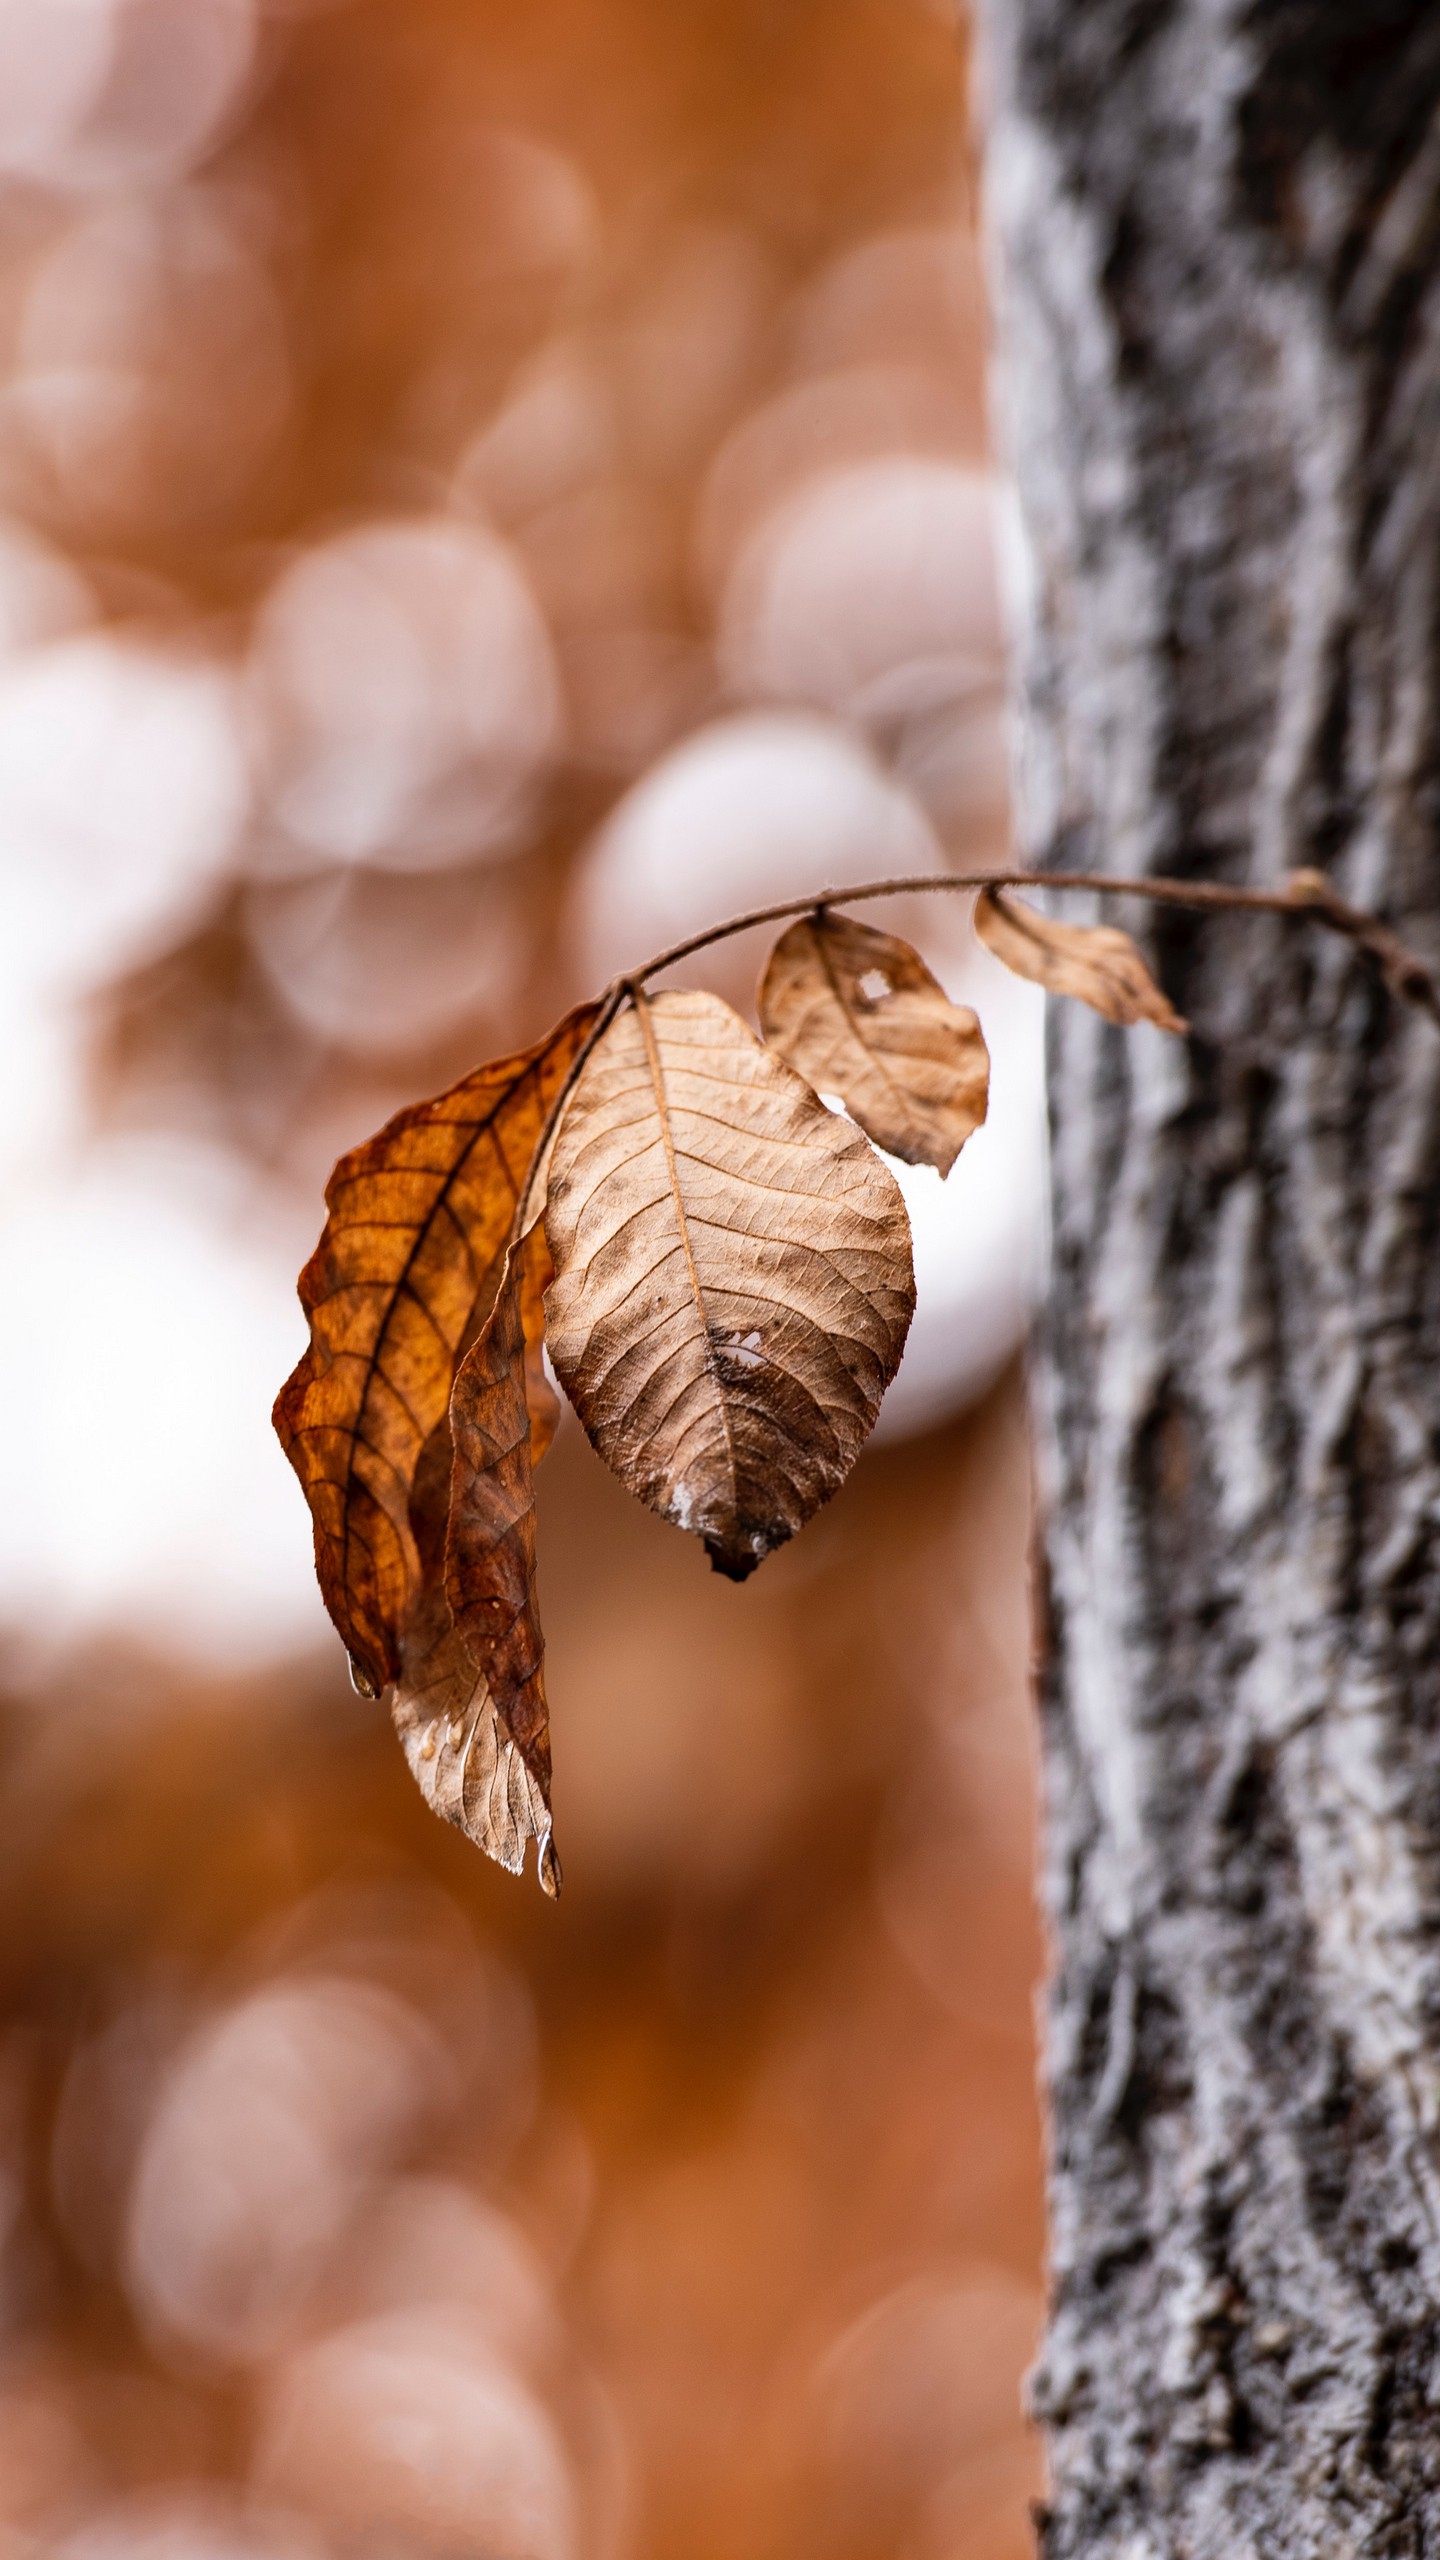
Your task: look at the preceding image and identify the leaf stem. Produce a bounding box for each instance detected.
[511,980,629,1245]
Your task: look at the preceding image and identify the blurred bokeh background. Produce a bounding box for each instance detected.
[0,2,1046,2554]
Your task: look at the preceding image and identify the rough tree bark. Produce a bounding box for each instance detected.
[980,5,1440,2552]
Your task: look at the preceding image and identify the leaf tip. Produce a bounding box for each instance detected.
[704,1534,764,1584]
[348,1652,382,1701]
[538,1833,563,1898]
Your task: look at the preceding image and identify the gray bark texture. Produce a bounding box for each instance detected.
[979,4,1440,2553]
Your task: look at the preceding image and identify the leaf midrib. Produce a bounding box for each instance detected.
[629,990,740,1516]
[811,918,926,1121]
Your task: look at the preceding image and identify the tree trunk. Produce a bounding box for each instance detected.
[979,5,1440,2551]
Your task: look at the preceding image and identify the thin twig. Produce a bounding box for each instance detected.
[506,862,1440,1252]
[623,865,1440,1027]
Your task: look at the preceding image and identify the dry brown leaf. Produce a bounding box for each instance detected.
[758,909,990,1175]
[543,985,915,1580]
[974,886,1188,1033]
[273,1006,596,1699]
[389,1225,560,1894]
[446,1225,558,1887]
[391,1594,560,1895]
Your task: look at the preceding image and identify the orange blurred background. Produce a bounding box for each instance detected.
[0,3,1046,2555]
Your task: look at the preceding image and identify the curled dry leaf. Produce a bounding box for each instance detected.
[758,908,990,1175]
[273,1006,597,1698]
[392,1590,559,1891]
[975,886,1188,1033]
[544,985,915,1581]
[392,1228,561,1895]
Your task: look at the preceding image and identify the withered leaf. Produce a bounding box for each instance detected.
[759,909,990,1175]
[446,1224,557,1883]
[273,1005,597,1699]
[543,986,915,1580]
[390,1224,560,1895]
[975,886,1187,1033]
[391,1601,561,1897]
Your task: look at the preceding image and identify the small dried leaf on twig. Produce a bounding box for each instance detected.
[759,909,990,1175]
[543,985,915,1581]
[273,1005,597,1698]
[975,887,1187,1034]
